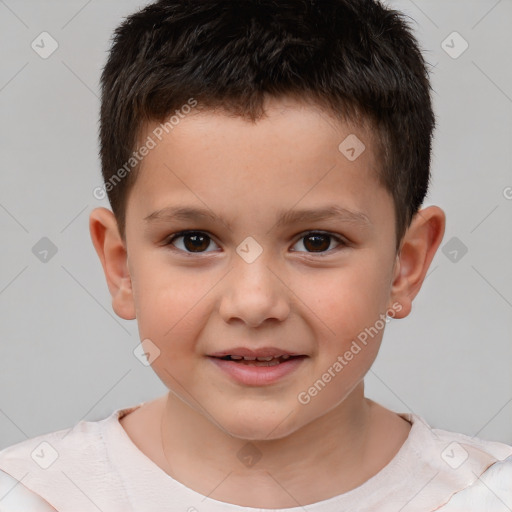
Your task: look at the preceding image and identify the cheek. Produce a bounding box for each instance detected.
[298,260,390,340]
[136,276,205,388]
[131,263,211,350]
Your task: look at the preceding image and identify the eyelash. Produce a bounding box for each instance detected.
[164,230,348,257]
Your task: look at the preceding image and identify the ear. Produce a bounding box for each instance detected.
[89,207,136,320]
[388,206,446,318]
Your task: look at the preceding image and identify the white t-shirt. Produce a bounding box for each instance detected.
[0,403,511,511]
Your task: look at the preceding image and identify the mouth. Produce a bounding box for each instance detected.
[210,354,306,367]
[207,347,308,385]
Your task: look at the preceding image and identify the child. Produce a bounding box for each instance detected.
[1,0,511,510]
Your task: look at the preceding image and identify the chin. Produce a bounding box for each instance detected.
[219,409,301,442]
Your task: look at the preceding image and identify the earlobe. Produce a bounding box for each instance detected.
[389,206,446,319]
[89,207,136,320]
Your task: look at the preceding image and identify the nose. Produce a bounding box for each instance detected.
[219,255,290,328]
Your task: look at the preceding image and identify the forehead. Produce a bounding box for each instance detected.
[127,98,389,229]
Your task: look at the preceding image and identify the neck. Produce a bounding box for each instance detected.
[158,383,405,507]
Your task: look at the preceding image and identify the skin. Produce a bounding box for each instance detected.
[89,97,445,508]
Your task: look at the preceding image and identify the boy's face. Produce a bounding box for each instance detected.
[113,98,405,439]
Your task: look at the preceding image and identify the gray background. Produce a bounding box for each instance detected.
[0,0,511,451]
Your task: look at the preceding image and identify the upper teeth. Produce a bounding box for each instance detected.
[229,355,291,361]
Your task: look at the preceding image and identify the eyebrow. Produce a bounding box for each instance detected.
[143,204,371,230]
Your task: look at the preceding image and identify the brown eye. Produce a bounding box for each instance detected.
[303,234,331,252]
[167,231,219,253]
[291,232,345,255]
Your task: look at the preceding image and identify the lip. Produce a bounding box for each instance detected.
[208,355,307,386]
[208,347,303,358]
